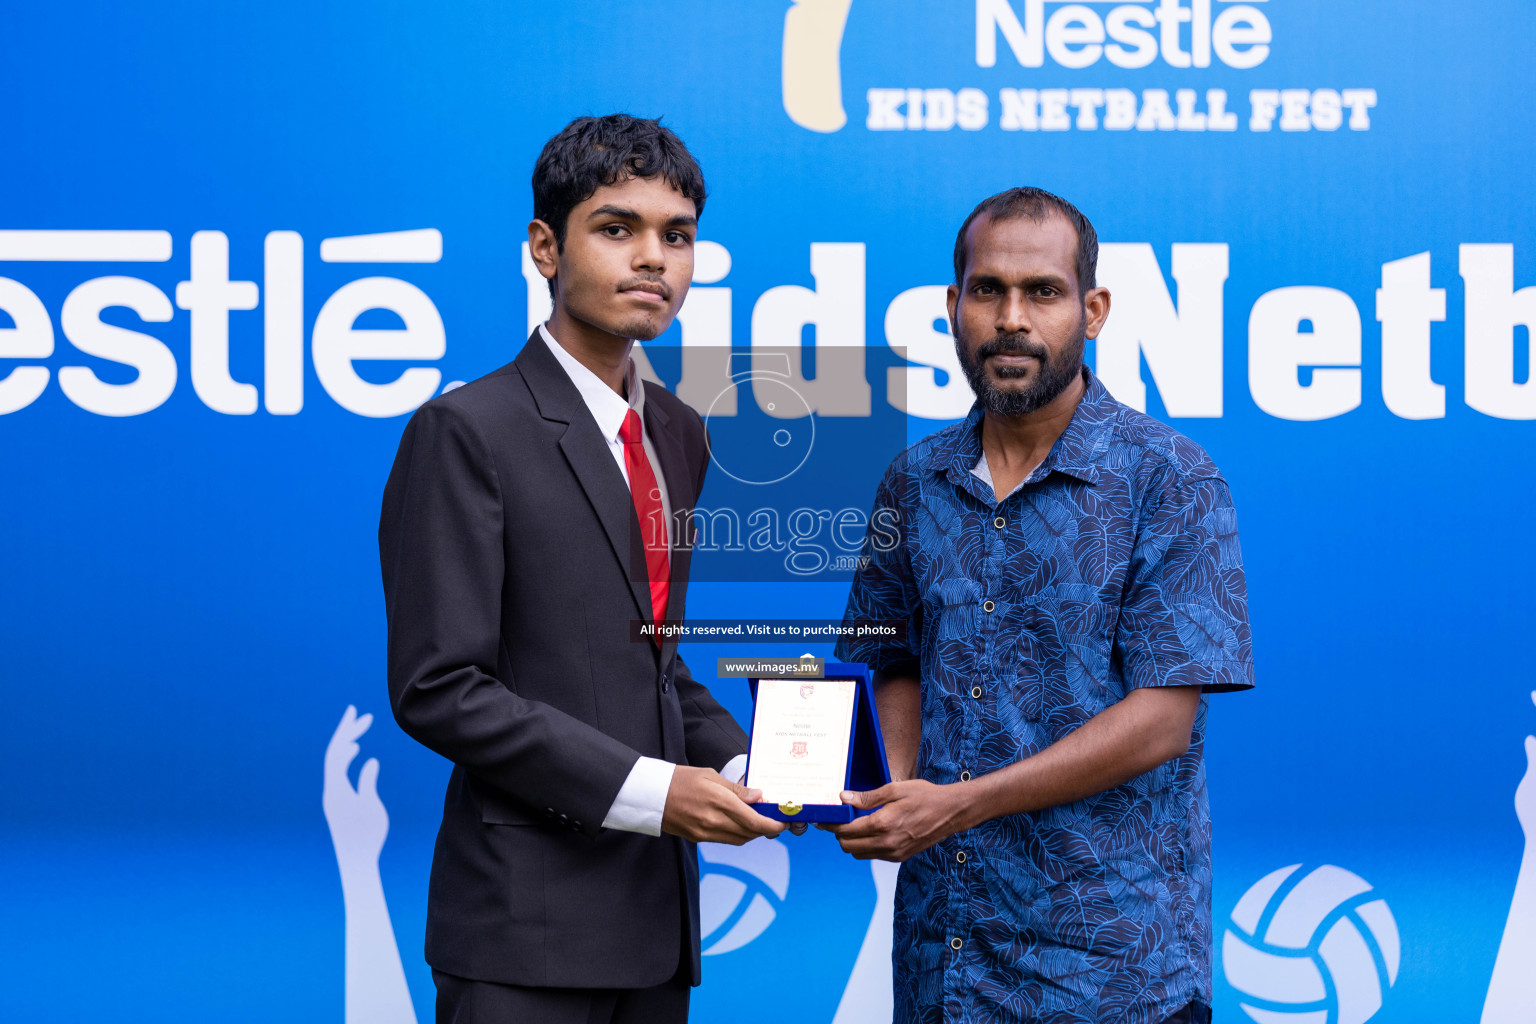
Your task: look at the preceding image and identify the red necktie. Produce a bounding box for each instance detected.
[620,409,670,635]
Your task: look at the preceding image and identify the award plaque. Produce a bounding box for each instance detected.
[744,661,892,823]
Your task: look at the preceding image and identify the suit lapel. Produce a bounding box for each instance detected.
[516,333,653,629]
[643,389,697,663]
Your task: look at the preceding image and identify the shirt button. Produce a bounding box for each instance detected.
[982,600,995,613]
[956,850,968,864]
[971,685,982,699]
[950,937,963,950]
[993,516,1006,529]
[662,680,670,693]
[960,770,972,782]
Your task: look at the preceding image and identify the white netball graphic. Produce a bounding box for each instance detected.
[1223,864,1400,1024]
[699,838,790,955]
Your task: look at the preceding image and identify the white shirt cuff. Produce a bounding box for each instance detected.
[720,754,748,786]
[601,756,676,836]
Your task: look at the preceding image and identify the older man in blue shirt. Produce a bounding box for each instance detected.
[831,188,1253,1024]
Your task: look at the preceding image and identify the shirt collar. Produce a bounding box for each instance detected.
[538,323,644,442]
[928,367,1114,488]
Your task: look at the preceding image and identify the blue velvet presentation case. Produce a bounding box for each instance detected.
[745,661,893,824]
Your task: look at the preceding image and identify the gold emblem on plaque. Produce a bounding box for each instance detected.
[779,801,803,816]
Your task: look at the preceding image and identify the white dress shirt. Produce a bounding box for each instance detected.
[539,326,747,836]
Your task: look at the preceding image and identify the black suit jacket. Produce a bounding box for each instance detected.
[378,331,748,989]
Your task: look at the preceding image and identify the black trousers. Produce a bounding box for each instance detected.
[432,968,691,1024]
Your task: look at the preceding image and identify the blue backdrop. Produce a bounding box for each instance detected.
[2,3,1533,1022]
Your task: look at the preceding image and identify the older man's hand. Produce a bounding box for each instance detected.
[821,780,974,862]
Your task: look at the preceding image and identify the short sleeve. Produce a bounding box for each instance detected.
[834,463,923,678]
[1116,474,1254,693]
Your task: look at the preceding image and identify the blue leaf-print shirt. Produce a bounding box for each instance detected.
[835,370,1254,1024]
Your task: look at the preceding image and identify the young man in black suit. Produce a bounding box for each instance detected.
[379,115,783,1024]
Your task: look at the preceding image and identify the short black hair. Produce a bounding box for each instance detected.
[952,187,1098,295]
[532,113,708,249]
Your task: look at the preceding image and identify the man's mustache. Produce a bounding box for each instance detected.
[973,333,1049,363]
[617,274,673,301]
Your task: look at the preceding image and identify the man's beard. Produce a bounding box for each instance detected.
[955,315,1085,417]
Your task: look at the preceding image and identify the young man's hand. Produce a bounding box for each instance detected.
[662,766,787,844]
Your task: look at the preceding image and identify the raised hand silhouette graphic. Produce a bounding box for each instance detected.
[1481,691,1536,1024]
[323,706,419,1024]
